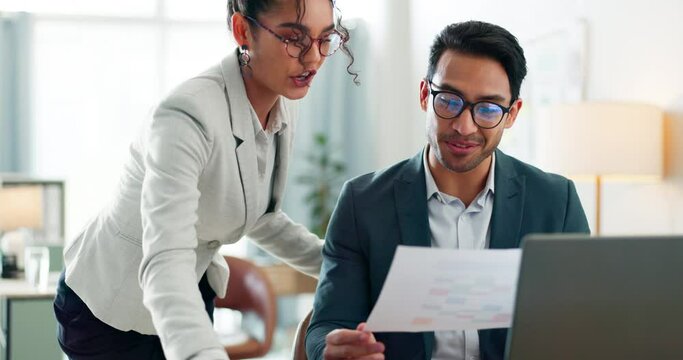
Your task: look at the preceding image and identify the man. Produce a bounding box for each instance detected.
[305,21,590,360]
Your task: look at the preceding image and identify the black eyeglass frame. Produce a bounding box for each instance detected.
[244,15,345,58]
[428,81,512,129]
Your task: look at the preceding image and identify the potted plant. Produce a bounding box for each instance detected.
[296,133,346,238]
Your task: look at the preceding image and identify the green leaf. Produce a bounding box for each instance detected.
[315,133,327,145]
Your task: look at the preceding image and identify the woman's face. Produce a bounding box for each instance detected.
[244,0,335,100]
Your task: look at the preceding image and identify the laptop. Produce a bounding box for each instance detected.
[505,234,683,360]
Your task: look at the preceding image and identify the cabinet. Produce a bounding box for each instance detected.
[0,279,62,360]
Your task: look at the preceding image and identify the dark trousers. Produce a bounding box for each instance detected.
[53,271,216,360]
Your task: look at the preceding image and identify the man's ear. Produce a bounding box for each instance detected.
[231,13,252,48]
[504,98,523,129]
[419,79,430,112]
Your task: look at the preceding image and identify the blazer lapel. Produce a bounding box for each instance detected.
[394,151,430,248]
[392,150,434,359]
[268,100,291,211]
[220,52,259,230]
[489,150,525,249]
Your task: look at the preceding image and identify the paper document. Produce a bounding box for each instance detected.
[365,246,521,332]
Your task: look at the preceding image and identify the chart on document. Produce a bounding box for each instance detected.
[365,246,521,332]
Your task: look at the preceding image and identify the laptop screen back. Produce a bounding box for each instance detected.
[506,234,683,360]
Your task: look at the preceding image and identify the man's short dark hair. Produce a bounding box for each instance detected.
[426,21,527,103]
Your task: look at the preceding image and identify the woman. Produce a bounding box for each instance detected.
[53,0,355,358]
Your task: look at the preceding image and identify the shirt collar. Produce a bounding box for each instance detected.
[422,145,496,202]
[480,152,496,204]
[423,147,440,200]
[249,97,289,137]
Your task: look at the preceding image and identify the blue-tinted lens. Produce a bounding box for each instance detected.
[434,93,464,117]
[474,102,504,123]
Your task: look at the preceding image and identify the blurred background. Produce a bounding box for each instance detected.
[1,0,682,358]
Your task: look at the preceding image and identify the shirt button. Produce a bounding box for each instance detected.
[208,240,221,249]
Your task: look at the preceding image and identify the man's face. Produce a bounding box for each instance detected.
[420,50,522,174]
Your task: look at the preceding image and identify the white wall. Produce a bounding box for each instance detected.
[381,0,683,234]
[582,0,683,234]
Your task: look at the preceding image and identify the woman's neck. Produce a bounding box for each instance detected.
[242,72,278,129]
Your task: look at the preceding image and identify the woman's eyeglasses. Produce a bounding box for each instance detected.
[245,16,345,58]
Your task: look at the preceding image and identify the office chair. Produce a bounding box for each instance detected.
[214,256,277,359]
[292,309,313,360]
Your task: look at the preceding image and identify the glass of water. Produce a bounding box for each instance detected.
[24,246,50,290]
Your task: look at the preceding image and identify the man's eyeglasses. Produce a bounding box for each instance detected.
[428,81,511,129]
[245,16,345,58]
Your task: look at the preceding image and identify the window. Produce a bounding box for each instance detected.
[0,0,157,17]
[6,1,237,249]
[166,0,227,21]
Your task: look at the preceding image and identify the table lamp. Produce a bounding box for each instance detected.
[0,185,44,276]
[537,102,664,234]
[0,185,44,233]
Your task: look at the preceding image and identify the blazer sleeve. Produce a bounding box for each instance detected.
[563,180,591,234]
[138,93,228,360]
[306,182,373,360]
[245,210,324,277]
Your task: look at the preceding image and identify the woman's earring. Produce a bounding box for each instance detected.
[239,44,253,77]
[239,44,251,67]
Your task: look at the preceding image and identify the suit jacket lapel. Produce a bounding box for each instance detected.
[220,52,259,230]
[489,149,525,249]
[394,150,430,248]
[478,151,525,356]
[393,150,434,359]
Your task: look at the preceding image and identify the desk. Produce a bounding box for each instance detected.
[260,264,318,296]
[0,278,56,299]
[0,265,315,360]
[0,278,61,360]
